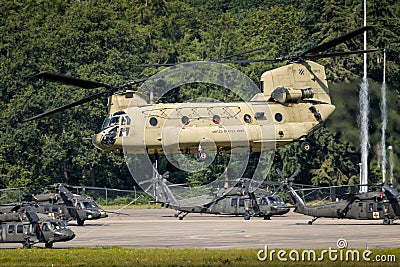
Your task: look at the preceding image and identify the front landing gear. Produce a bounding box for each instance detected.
[194,150,208,162]
[300,141,311,152]
[308,217,318,225]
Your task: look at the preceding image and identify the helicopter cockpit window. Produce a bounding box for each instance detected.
[110,116,120,126]
[51,221,61,230]
[121,116,131,125]
[102,118,111,129]
[238,198,245,207]
[42,223,50,232]
[231,198,238,207]
[261,197,268,206]
[82,201,97,209]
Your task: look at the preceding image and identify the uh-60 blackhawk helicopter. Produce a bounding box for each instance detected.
[0,204,75,248]
[24,26,378,167]
[23,184,108,226]
[277,169,400,225]
[157,173,289,220]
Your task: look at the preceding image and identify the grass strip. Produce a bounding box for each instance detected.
[0,247,399,267]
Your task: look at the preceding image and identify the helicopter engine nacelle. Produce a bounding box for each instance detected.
[271,87,314,104]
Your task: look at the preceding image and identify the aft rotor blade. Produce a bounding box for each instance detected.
[289,169,301,180]
[32,71,111,89]
[23,91,107,122]
[306,49,380,59]
[299,26,372,57]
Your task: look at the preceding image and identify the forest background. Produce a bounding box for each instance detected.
[1,0,399,192]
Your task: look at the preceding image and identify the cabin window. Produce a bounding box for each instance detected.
[181,116,190,125]
[239,198,245,207]
[8,225,14,234]
[231,198,237,207]
[149,117,158,126]
[212,115,220,124]
[377,202,383,211]
[17,224,23,234]
[243,114,252,123]
[274,113,283,122]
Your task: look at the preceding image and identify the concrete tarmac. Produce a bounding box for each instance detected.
[2,208,399,249]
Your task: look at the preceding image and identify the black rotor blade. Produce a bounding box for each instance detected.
[23,91,107,122]
[289,169,301,180]
[304,48,380,60]
[32,71,111,89]
[299,26,372,57]
[217,57,285,64]
[136,63,176,67]
[215,45,271,60]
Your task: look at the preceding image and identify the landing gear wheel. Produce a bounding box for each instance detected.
[23,240,33,248]
[300,141,311,152]
[243,212,251,220]
[77,218,85,226]
[45,242,53,248]
[194,151,208,162]
[383,217,392,225]
[273,153,281,163]
[263,215,271,220]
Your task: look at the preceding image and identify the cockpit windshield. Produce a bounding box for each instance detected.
[101,112,131,130]
[81,201,99,209]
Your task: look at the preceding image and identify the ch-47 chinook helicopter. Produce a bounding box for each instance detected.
[278,169,400,225]
[0,204,75,248]
[24,184,108,226]
[159,175,289,220]
[24,27,378,165]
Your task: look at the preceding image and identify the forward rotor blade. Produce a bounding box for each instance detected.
[299,26,372,57]
[217,57,284,64]
[23,91,107,122]
[215,45,271,60]
[31,72,111,89]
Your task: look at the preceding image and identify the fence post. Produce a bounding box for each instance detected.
[105,187,108,206]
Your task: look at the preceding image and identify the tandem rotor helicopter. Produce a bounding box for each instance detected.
[277,169,400,225]
[24,26,379,167]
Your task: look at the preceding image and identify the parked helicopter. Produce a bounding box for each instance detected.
[0,204,75,248]
[24,27,378,165]
[24,184,108,226]
[278,169,400,225]
[164,178,289,220]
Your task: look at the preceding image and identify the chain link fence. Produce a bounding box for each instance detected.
[0,185,153,206]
